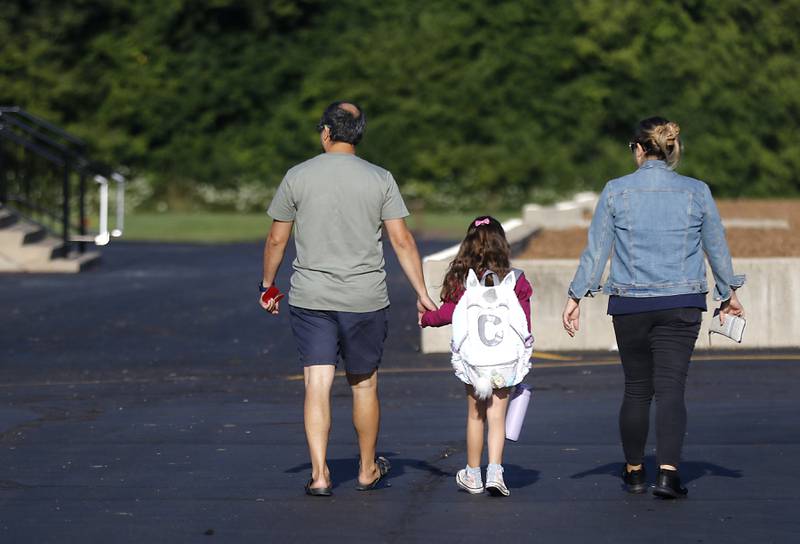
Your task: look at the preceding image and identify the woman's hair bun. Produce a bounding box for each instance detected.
[654,121,681,144]
[665,121,680,143]
[634,117,682,168]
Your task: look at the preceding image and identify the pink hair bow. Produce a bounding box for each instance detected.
[474,218,490,227]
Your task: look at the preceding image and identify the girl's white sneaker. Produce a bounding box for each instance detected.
[485,465,510,497]
[456,468,484,494]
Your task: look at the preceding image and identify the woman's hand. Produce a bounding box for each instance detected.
[718,290,744,324]
[562,298,581,337]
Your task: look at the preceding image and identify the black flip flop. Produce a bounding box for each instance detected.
[305,478,332,497]
[355,456,391,491]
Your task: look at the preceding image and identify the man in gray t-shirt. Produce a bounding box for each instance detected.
[259,101,436,496]
[267,146,409,312]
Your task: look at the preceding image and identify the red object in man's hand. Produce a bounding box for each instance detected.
[260,285,285,307]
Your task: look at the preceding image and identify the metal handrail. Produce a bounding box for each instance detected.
[111,172,125,237]
[0,106,87,148]
[0,127,66,167]
[0,113,77,157]
[89,173,126,245]
[0,106,125,252]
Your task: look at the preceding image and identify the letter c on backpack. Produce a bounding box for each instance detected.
[478,314,504,346]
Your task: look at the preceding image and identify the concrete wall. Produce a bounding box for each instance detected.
[421,256,800,352]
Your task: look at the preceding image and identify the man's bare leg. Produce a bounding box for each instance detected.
[304,365,336,488]
[348,370,380,486]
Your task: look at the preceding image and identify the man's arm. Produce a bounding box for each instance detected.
[383,218,437,314]
[260,219,293,314]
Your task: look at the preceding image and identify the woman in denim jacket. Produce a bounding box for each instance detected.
[562,117,745,499]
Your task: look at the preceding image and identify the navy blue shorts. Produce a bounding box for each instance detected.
[289,305,389,375]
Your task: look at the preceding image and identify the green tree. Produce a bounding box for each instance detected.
[2,0,798,209]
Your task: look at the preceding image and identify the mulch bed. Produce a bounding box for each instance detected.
[518,199,800,259]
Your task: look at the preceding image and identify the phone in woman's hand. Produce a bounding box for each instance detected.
[709,308,746,343]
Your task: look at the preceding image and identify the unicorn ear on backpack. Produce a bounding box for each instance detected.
[466,269,480,289]
[501,270,516,288]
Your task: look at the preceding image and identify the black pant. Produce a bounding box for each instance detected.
[612,308,702,467]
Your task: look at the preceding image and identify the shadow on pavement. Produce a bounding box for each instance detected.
[285,453,451,489]
[680,460,743,484]
[285,455,540,490]
[569,456,742,485]
[504,464,541,489]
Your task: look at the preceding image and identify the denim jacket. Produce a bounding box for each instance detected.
[568,160,745,301]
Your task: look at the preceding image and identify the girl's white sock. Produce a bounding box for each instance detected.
[466,465,482,478]
[487,463,503,478]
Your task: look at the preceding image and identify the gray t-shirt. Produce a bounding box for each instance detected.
[267,153,409,312]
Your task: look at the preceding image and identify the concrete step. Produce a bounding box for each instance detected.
[0,247,100,273]
[23,250,101,273]
[0,205,102,273]
[0,206,18,228]
[13,236,64,264]
[0,221,47,250]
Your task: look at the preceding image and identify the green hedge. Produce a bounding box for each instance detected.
[3,0,798,210]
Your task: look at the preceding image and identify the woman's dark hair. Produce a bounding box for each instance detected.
[440,216,511,302]
[317,101,366,145]
[632,116,682,168]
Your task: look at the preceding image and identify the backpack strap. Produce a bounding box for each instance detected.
[480,269,500,287]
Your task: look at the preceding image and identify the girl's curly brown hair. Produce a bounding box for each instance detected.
[440,216,511,302]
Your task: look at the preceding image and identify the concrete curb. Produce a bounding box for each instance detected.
[421,195,799,353]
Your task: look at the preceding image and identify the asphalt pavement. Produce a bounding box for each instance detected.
[1,240,798,543]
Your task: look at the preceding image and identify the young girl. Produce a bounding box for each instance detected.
[419,216,533,497]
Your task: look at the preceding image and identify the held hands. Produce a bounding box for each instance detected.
[718,290,745,324]
[417,293,438,326]
[562,298,581,337]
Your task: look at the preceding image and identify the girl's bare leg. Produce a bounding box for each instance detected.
[486,387,511,465]
[465,384,486,468]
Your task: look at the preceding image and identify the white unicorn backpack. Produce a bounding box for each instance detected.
[450,269,533,399]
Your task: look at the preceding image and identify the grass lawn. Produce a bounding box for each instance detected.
[122,210,519,243]
[123,212,272,243]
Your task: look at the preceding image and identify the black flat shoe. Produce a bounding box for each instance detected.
[355,456,391,491]
[305,478,332,497]
[622,466,647,494]
[653,469,688,499]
